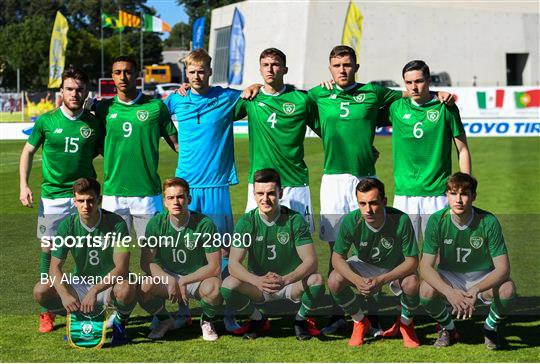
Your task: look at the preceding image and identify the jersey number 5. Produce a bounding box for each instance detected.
[340,102,350,118]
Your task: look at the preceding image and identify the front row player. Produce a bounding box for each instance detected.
[329,178,421,347]
[33,178,136,346]
[139,177,222,341]
[221,169,324,340]
[420,173,516,350]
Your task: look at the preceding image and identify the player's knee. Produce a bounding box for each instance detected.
[114,280,136,303]
[419,281,436,299]
[327,270,345,293]
[138,281,155,302]
[33,282,52,303]
[498,280,516,299]
[307,273,324,287]
[221,275,241,291]
[200,278,221,302]
[401,274,419,295]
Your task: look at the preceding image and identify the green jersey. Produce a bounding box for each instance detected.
[27,108,103,199]
[333,207,418,270]
[423,207,508,273]
[234,206,313,276]
[52,209,130,277]
[308,83,401,176]
[234,86,317,187]
[95,93,177,197]
[145,211,219,275]
[389,98,465,196]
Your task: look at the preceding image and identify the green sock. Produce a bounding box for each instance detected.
[400,293,420,325]
[420,296,454,330]
[366,293,380,315]
[140,296,170,321]
[485,295,515,331]
[331,286,361,316]
[113,298,137,324]
[298,284,325,318]
[220,287,254,316]
[200,299,218,320]
[39,252,51,313]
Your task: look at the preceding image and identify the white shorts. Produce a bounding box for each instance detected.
[261,282,299,303]
[438,269,493,304]
[347,256,402,296]
[165,270,203,299]
[393,195,448,241]
[72,283,113,307]
[320,174,371,242]
[102,195,163,238]
[37,197,76,239]
[246,184,314,232]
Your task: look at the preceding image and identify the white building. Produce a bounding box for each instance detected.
[208,0,540,89]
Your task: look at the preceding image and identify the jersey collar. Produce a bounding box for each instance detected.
[335,82,358,92]
[257,208,281,227]
[116,91,142,105]
[261,85,287,96]
[364,208,387,233]
[411,95,438,107]
[80,209,102,233]
[169,211,191,232]
[60,105,84,120]
[450,208,475,230]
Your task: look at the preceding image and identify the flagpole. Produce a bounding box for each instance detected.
[140,10,144,78]
[100,1,104,78]
[119,6,123,54]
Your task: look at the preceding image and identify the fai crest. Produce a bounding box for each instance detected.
[380,237,394,249]
[137,110,149,122]
[426,109,440,122]
[80,126,93,138]
[282,103,296,115]
[81,322,93,335]
[39,225,46,234]
[470,236,484,249]
[277,232,290,245]
[185,235,197,251]
[353,94,366,103]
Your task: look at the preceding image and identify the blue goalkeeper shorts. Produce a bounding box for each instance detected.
[189,186,234,235]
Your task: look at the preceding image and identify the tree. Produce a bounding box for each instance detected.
[164,22,191,50]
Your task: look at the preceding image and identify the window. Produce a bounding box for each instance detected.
[212,26,231,84]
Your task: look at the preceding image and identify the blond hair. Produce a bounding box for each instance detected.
[183,49,212,68]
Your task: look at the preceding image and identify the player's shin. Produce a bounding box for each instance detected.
[400,293,420,325]
[331,286,363,321]
[485,294,515,331]
[420,296,454,330]
[220,287,254,316]
[297,284,325,319]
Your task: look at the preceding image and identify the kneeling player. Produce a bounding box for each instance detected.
[221,169,324,340]
[139,177,221,341]
[33,178,136,346]
[419,173,516,350]
[328,178,420,347]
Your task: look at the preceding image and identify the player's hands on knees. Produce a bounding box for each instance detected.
[19,187,33,207]
[80,291,97,314]
[175,83,190,96]
[167,278,181,304]
[319,79,335,90]
[177,279,188,305]
[355,277,373,296]
[364,276,383,295]
[241,84,262,100]
[436,91,455,106]
[259,272,282,294]
[61,293,80,314]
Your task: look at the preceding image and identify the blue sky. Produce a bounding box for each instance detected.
[147,0,189,38]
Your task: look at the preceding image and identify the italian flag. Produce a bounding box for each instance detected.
[143,14,171,33]
[476,90,505,109]
[514,89,540,108]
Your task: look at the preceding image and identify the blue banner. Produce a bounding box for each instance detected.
[192,16,205,50]
[228,8,245,85]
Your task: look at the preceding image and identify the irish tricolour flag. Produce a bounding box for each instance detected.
[143,14,171,33]
[476,90,505,109]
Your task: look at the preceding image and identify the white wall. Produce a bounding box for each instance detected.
[209,0,540,89]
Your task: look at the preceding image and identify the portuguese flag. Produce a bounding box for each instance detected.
[514,89,540,108]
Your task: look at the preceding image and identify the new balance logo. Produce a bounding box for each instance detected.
[110,113,117,119]
[53,128,63,134]
[403,114,411,119]
[444,239,453,245]
[258,102,266,107]
[329,94,337,99]
[359,241,368,247]
[256,236,263,242]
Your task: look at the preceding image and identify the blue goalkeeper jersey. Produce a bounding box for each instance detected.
[165,86,241,188]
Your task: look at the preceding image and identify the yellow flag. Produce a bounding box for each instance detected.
[48,12,69,88]
[119,10,141,28]
[342,1,363,63]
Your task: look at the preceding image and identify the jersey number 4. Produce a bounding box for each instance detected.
[267,113,277,128]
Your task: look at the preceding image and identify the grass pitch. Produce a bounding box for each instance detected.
[0,137,539,362]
